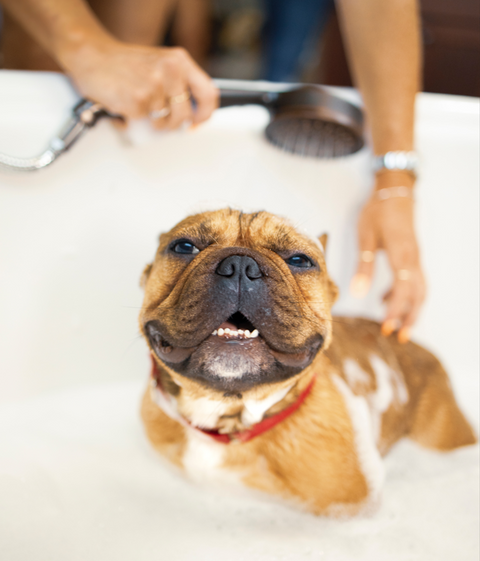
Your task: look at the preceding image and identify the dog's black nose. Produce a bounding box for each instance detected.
[216,255,263,281]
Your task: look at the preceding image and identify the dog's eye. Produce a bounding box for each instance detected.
[172,241,200,255]
[285,254,313,268]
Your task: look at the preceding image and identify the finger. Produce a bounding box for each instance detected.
[397,277,426,343]
[382,235,421,337]
[396,300,416,343]
[350,221,377,298]
[402,287,425,328]
[351,249,376,297]
[383,266,426,339]
[149,97,170,130]
[184,59,219,124]
[165,85,194,130]
[123,86,155,120]
[381,280,412,336]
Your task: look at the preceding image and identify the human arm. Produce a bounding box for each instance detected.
[336,0,425,342]
[0,0,218,127]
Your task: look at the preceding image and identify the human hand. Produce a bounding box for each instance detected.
[61,38,219,129]
[350,176,426,343]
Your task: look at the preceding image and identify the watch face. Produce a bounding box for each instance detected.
[374,151,418,174]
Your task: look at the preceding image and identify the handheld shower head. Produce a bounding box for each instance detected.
[217,82,364,158]
[0,80,364,172]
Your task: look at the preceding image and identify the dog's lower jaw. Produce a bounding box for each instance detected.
[155,337,323,393]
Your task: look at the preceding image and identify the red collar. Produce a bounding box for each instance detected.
[150,355,316,444]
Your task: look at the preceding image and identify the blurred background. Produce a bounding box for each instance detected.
[0,0,479,96]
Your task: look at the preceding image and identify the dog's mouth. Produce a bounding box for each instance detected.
[145,308,323,392]
[145,311,263,361]
[211,311,259,340]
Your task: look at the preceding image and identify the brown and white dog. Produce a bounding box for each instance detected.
[139,209,476,515]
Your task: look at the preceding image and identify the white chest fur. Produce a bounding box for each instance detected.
[180,395,233,429]
[182,431,240,484]
[150,381,293,486]
[174,382,293,430]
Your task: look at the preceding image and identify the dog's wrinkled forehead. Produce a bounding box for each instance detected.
[157,209,324,260]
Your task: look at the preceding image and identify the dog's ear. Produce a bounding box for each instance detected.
[140,263,153,289]
[318,233,337,303]
[318,233,328,253]
[328,278,339,304]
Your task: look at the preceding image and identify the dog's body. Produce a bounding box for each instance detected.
[140,209,476,515]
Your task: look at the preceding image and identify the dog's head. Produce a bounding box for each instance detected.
[140,209,338,394]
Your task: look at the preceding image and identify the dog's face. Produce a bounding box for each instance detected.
[140,209,338,393]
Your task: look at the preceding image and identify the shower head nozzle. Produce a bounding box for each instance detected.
[218,82,364,159]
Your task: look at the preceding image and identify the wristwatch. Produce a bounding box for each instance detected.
[373,151,419,177]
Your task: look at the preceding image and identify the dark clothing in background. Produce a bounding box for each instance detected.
[263,0,333,82]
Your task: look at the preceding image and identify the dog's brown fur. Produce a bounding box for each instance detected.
[139,209,476,515]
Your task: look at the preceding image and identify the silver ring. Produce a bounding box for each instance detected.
[149,107,171,120]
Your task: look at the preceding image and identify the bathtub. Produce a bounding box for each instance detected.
[0,70,478,560]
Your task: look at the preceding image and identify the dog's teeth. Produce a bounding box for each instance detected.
[214,327,257,339]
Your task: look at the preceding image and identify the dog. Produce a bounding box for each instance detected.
[139,209,476,515]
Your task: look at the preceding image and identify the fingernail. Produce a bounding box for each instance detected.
[350,274,370,298]
[189,123,200,131]
[382,319,400,337]
[398,328,411,344]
